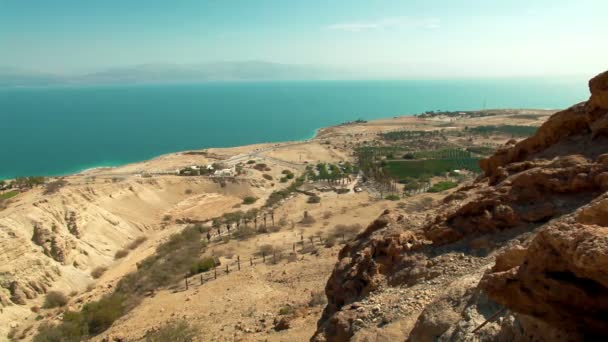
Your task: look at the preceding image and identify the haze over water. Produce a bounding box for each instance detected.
[0,78,589,179]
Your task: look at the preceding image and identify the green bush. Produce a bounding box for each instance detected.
[262,174,273,180]
[385,194,400,201]
[43,291,68,309]
[190,257,215,275]
[145,319,197,342]
[242,196,257,205]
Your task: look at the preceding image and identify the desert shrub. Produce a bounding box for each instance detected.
[278,305,295,316]
[118,225,206,296]
[254,163,268,171]
[114,249,129,259]
[43,180,68,195]
[332,224,362,240]
[91,266,107,279]
[307,195,321,204]
[301,244,319,255]
[278,217,288,227]
[286,173,294,179]
[385,194,400,201]
[242,196,257,205]
[256,244,277,257]
[145,319,197,342]
[287,252,298,262]
[322,211,332,219]
[35,294,125,341]
[162,215,172,222]
[35,218,208,341]
[247,160,256,164]
[324,235,336,248]
[262,174,273,180]
[184,189,193,195]
[127,236,147,250]
[308,290,327,307]
[335,188,349,194]
[300,211,316,225]
[232,226,255,240]
[43,291,68,309]
[280,177,288,183]
[190,257,215,275]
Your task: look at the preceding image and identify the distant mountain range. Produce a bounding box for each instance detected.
[0,62,352,87]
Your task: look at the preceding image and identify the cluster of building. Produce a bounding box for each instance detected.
[177,164,237,177]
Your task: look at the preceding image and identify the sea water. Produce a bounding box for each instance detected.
[0,78,589,179]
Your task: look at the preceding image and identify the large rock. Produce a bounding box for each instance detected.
[589,70,608,111]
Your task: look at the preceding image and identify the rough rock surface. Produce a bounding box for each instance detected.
[313,71,608,341]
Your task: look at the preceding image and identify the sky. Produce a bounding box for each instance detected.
[0,0,607,78]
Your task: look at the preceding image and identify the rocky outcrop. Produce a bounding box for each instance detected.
[31,222,75,263]
[314,71,608,341]
[481,196,608,338]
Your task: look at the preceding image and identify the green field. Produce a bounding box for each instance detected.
[0,190,19,200]
[385,158,480,179]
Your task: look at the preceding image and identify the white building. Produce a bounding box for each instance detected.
[214,167,236,177]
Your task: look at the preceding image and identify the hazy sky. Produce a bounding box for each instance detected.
[1,0,607,78]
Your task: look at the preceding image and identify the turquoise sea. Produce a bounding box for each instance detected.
[0,78,590,179]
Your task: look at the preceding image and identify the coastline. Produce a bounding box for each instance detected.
[1,108,557,181]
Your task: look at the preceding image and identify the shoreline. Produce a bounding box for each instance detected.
[1,108,556,181]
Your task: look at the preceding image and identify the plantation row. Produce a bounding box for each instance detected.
[468,125,537,137]
[381,130,441,141]
[384,158,481,179]
[379,125,538,142]
[411,148,473,160]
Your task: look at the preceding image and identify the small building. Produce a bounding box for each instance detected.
[214,167,236,177]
